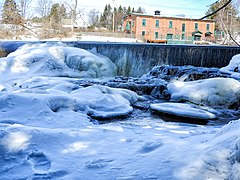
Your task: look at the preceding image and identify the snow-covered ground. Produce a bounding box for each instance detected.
[13,35,139,43]
[0,43,240,179]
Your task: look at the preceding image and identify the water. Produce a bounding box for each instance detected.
[1,41,240,77]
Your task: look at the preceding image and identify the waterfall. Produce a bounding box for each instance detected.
[1,41,240,77]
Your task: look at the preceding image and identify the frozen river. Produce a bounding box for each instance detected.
[0,42,240,179]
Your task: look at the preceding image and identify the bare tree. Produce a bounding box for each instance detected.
[36,0,53,17]
[88,9,99,28]
[19,0,32,20]
[64,0,78,31]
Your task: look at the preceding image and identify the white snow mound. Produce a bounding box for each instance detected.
[0,43,117,79]
[150,102,216,119]
[0,77,139,126]
[220,54,240,79]
[167,77,240,107]
[177,119,240,180]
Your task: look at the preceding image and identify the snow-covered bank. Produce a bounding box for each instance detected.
[0,118,240,179]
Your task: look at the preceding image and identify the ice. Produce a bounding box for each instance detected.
[150,102,216,119]
[167,77,240,108]
[0,43,117,80]
[0,77,139,126]
[220,54,240,79]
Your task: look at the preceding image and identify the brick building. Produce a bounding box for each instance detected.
[124,12,215,43]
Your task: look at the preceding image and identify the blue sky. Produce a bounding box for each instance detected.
[74,0,218,18]
[0,0,220,18]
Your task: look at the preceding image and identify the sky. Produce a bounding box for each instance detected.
[0,0,218,19]
[72,0,218,18]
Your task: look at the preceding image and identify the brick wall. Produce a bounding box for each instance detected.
[124,13,215,42]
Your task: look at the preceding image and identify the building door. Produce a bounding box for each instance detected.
[193,35,201,41]
[166,34,173,40]
[155,32,159,39]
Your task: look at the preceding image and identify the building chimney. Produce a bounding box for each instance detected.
[154,10,161,15]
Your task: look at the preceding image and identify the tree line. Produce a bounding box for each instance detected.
[0,0,239,41]
[0,0,144,30]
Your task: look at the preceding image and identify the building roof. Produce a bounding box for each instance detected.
[127,13,215,23]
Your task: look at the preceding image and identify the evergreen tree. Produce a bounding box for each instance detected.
[136,7,145,14]
[2,0,22,24]
[127,6,131,15]
[49,3,67,29]
[99,4,112,30]
[132,7,135,13]
[113,5,124,31]
[59,4,67,18]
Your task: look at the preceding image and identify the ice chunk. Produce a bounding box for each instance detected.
[167,78,240,108]
[70,85,139,119]
[150,102,216,119]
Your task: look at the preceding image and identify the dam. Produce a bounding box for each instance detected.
[0,41,240,77]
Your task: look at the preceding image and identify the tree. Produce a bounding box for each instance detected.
[19,0,32,20]
[114,5,124,31]
[63,0,78,31]
[127,6,131,15]
[88,9,99,28]
[49,3,61,29]
[2,0,22,24]
[36,0,53,18]
[99,4,112,29]
[59,4,67,18]
[205,0,239,44]
[136,7,145,14]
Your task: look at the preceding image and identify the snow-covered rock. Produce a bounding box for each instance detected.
[220,54,240,79]
[167,77,240,108]
[150,102,216,120]
[0,77,139,124]
[0,43,117,80]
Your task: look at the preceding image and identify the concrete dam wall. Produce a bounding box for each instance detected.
[0,41,240,77]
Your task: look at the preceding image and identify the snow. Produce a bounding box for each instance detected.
[0,43,240,179]
[150,102,216,120]
[167,77,240,108]
[220,54,240,79]
[0,43,117,80]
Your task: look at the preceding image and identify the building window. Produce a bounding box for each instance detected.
[132,20,134,27]
[182,23,185,32]
[169,21,173,28]
[126,22,131,30]
[195,23,198,30]
[155,32,159,39]
[142,31,146,36]
[166,33,173,39]
[142,19,146,26]
[182,34,185,40]
[206,24,210,31]
[156,20,159,27]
